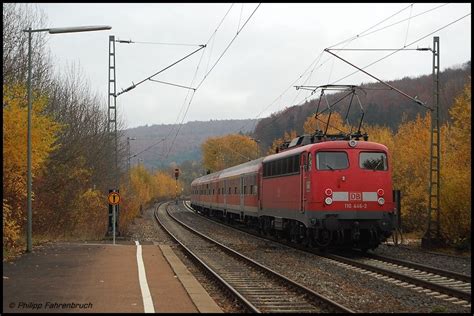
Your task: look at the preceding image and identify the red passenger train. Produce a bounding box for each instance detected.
[191,136,396,250]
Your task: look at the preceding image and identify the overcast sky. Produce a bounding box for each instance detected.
[37,3,471,129]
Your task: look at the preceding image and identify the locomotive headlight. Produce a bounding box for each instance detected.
[325,188,333,196]
[377,189,385,196]
[325,197,333,205]
[377,197,385,205]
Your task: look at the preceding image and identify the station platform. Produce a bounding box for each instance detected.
[3,240,222,313]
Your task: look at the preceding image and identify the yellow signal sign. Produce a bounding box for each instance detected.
[108,192,121,205]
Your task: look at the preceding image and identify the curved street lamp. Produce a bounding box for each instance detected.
[23,25,112,252]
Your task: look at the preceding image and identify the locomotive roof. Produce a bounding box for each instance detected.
[263,140,388,163]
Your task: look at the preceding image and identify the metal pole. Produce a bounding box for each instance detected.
[127,137,131,184]
[423,36,441,249]
[434,37,441,239]
[26,28,33,253]
[112,203,116,245]
[175,178,178,204]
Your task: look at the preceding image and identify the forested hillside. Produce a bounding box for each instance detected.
[123,119,258,169]
[253,61,471,150]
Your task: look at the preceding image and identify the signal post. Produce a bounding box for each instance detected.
[108,189,121,244]
[174,168,179,204]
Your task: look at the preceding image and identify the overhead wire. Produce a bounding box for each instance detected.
[195,3,262,90]
[286,10,470,127]
[404,4,414,47]
[235,2,420,137]
[328,12,471,86]
[239,3,461,149]
[161,4,236,158]
[139,4,234,160]
[116,39,203,47]
[164,3,235,141]
[164,3,262,158]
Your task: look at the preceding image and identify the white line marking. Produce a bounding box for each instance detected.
[135,240,155,313]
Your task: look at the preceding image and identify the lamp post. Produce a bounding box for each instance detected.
[23,25,111,253]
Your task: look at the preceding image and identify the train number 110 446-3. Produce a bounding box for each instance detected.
[344,203,367,209]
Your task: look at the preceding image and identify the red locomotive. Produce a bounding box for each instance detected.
[191,135,396,250]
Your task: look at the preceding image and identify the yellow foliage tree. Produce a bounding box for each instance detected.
[202,134,258,172]
[120,165,183,234]
[3,84,62,249]
[267,130,297,155]
[439,81,471,246]
[303,112,349,135]
[391,113,434,233]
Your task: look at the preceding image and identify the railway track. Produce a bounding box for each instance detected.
[326,252,471,304]
[384,242,471,260]
[155,202,353,313]
[182,200,471,307]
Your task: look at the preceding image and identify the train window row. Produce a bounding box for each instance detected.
[192,185,258,195]
[263,154,299,178]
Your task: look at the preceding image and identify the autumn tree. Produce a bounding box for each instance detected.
[3,84,62,248]
[3,3,53,90]
[267,130,297,155]
[202,134,259,172]
[303,112,349,135]
[439,81,471,247]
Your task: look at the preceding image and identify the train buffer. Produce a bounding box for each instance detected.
[3,240,222,313]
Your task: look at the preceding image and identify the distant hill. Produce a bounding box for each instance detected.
[253,61,471,149]
[123,119,258,169]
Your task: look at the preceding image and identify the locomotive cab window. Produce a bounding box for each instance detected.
[316,151,349,170]
[360,152,387,171]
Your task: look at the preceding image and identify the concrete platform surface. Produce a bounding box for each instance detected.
[3,241,222,313]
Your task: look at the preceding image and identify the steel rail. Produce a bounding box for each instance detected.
[363,252,471,283]
[160,202,354,313]
[324,253,471,302]
[183,201,471,304]
[153,203,259,313]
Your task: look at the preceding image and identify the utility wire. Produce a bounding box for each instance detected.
[328,12,471,86]
[116,39,202,47]
[240,4,454,142]
[115,45,206,97]
[165,3,261,158]
[195,3,261,90]
[236,3,420,136]
[290,11,470,123]
[130,138,166,158]
[359,3,449,41]
[404,4,414,47]
[326,3,415,49]
[161,3,235,156]
[122,4,236,161]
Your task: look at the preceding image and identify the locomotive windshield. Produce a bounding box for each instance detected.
[359,152,387,170]
[316,152,349,170]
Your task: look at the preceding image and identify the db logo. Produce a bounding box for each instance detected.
[349,192,362,201]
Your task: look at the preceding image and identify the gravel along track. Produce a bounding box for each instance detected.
[373,244,471,276]
[176,201,471,313]
[325,253,471,304]
[157,203,352,313]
